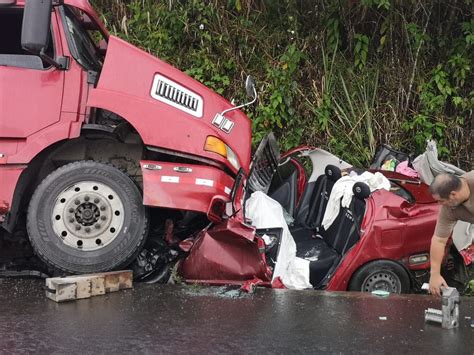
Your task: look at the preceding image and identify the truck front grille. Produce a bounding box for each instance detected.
[150,74,203,117]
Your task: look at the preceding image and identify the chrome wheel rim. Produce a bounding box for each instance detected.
[51,181,125,251]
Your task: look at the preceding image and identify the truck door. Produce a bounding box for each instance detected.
[0,8,63,140]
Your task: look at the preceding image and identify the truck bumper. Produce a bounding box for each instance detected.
[140,160,234,214]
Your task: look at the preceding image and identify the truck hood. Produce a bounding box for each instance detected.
[88,36,252,172]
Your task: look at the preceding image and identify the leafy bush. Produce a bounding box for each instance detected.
[92,0,472,169]
[464,277,474,296]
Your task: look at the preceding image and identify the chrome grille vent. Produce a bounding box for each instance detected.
[150,74,203,117]
[155,81,198,111]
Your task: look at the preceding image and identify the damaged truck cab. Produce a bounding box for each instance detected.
[0,0,252,273]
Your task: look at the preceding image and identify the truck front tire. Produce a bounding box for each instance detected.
[27,161,148,274]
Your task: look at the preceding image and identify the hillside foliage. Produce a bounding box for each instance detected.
[92,0,473,169]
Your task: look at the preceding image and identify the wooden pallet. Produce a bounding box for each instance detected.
[45,270,133,302]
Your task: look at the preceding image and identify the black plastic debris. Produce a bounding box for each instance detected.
[131,238,178,284]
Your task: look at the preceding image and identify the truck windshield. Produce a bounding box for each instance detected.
[62,6,102,72]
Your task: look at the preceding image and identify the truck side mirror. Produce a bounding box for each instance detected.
[245,75,256,100]
[21,0,53,54]
[215,75,258,121]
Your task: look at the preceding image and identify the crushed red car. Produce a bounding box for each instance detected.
[174,135,465,293]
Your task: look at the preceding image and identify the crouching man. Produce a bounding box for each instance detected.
[429,171,474,296]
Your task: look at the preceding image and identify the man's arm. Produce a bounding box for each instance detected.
[429,235,448,297]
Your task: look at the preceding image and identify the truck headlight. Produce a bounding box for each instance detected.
[204,136,241,171]
[226,146,240,171]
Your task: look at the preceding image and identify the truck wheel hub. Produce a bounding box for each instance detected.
[75,203,99,225]
[51,181,125,251]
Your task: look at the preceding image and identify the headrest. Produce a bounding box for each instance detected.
[353,182,371,199]
[325,165,342,182]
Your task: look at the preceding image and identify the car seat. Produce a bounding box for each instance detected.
[296,182,371,288]
[291,164,342,242]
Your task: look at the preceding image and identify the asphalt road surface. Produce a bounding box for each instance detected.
[0,279,473,354]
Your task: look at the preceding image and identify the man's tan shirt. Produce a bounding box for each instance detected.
[434,170,474,238]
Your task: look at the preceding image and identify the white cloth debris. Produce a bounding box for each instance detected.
[261,234,272,246]
[322,171,390,230]
[452,221,474,251]
[246,191,311,290]
[412,140,465,184]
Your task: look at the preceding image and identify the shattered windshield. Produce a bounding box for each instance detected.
[62,6,102,72]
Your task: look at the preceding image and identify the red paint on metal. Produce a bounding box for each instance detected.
[179,238,194,253]
[0,0,16,6]
[141,160,234,214]
[206,195,227,223]
[1,9,85,164]
[241,278,266,292]
[179,219,270,284]
[271,277,287,289]
[15,1,109,37]
[2,1,250,232]
[326,188,439,290]
[375,170,436,204]
[289,157,307,208]
[0,201,9,222]
[88,36,252,174]
[0,166,26,217]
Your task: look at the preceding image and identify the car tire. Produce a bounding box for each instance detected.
[348,260,411,294]
[27,161,148,274]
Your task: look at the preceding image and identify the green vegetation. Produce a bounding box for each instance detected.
[92,0,472,168]
[466,279,474,296]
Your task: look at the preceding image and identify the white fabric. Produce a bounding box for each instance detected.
[412,140,466,184]
[245,191,311,290]
[261,234,273,246]
[322,171,391,230]
[452,221,474,251]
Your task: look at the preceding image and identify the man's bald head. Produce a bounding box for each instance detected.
[429,173,462,199]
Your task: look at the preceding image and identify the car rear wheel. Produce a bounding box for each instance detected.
[27,161,148,274]
[348,260,411,294]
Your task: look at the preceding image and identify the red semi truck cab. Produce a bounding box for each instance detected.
[0,0,253,273]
